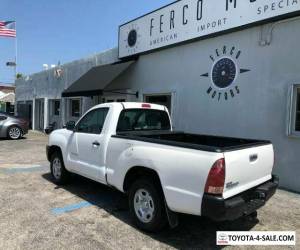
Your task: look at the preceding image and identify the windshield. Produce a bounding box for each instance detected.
[117,109,171,132]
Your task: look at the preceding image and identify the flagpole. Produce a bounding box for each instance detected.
[14,21,17,84]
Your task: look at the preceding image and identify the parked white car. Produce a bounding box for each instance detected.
[47,102,278,232]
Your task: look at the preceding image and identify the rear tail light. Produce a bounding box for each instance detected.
[204,158,226,195]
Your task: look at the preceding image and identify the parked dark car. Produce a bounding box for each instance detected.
[0,112,29,139]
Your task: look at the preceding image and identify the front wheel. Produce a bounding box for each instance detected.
[128,179,167,232]
[8,126,22,140]
[50,151,70,184]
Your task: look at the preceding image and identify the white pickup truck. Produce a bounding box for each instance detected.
[46,102,278,232]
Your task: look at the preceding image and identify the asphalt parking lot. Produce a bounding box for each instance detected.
[0,132,299,249]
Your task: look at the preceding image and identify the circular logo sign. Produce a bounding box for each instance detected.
[201,46,251,101]
[211,57,237,89]
[127,29,137,48]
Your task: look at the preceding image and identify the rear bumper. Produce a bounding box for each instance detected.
[201,175,279,221]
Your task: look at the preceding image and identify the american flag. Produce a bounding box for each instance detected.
[0,21,16,38]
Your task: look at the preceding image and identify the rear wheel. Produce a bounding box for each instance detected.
[128,179,167,232]
[8,126,22,140]
[50,151,70,184]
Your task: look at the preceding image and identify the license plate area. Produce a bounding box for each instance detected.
[243,198,265,216]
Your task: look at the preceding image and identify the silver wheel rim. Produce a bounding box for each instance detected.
[134,189,155,223]
[52,157,62,179]
[9,127,21,139]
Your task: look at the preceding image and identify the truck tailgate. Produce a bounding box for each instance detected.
[223,144,274,199]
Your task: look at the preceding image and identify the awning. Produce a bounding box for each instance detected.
[62,61,134,97]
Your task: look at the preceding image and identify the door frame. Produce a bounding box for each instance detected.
[35,98,44,131]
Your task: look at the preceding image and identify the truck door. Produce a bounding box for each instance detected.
[68,107,109,183]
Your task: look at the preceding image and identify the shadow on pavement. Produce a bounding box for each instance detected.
[42,172,258,249]
[0,137,27,141]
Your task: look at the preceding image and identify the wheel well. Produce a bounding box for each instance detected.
[47,145,62,161]
[123,166,163,193]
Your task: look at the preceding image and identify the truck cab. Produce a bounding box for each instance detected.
[47,102,170,184]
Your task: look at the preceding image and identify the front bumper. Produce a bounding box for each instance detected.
[201,175,279,221]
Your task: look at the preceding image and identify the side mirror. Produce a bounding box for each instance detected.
[65,121,76,131]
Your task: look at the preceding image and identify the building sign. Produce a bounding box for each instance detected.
[118,0,300,58]
[201,45,250,101]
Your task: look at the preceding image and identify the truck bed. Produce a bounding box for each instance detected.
[114,131,271,152]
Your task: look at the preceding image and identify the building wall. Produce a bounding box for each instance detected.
[106,18,300,192]
[15,48,119,129]
[16,48,119,101]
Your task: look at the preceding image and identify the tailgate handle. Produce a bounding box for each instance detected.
[249,154,258,162]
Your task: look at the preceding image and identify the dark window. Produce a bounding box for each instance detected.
[71,99,80,117]
[76,108,109,134]
[296,90,300,131]
[117,99,126,102]
[5,103,14,115]
[145,95,172,113]
[54,100,60,116]
[117,109,171,132]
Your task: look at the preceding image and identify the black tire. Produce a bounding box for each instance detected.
[7,126,22,140]
[128,178,167,232]
[50,151,70,184]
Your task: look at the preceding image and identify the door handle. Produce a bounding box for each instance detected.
[249,154,258,162]
[92,141,100,147]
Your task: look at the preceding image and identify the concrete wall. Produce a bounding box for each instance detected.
[15,48,119,129]
[106,18,300,192]
[16,48,119,101]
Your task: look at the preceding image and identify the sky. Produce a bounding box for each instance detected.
[0,0,173,84]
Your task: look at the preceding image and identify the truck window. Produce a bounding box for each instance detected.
[117,109,171,132]
[76,108,109,134]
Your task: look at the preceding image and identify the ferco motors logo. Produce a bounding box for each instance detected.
[200,45,250,101]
